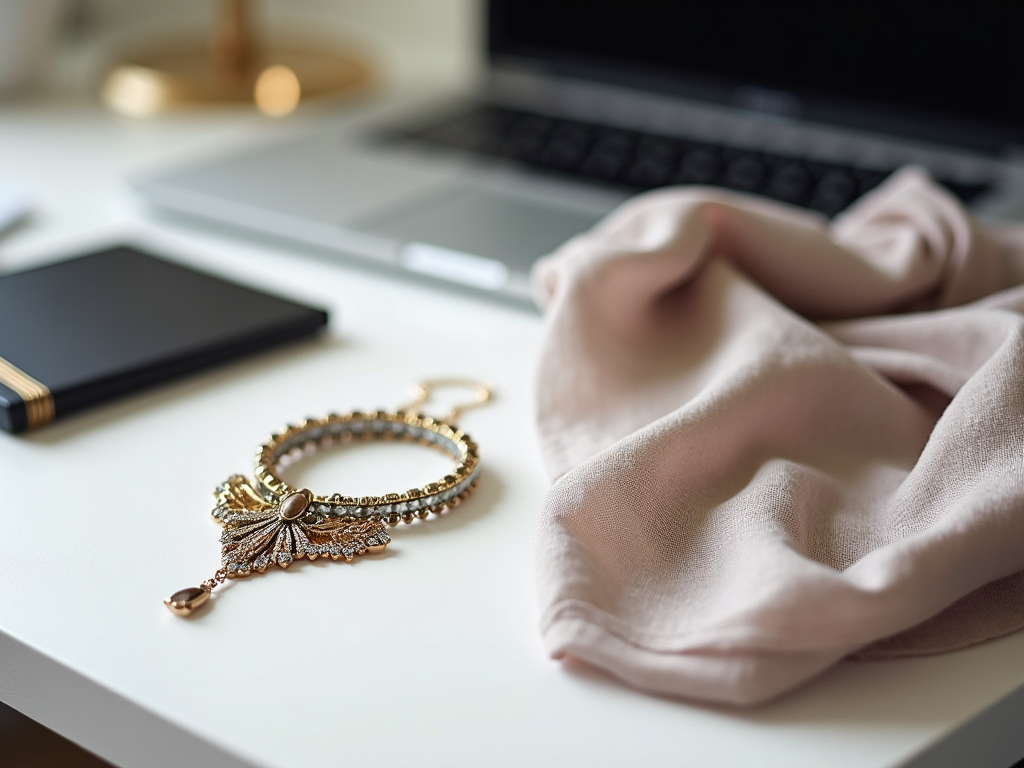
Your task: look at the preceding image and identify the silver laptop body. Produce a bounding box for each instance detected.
[133,2,1024,306]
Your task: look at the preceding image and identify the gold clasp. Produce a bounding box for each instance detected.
[404,379,494,424]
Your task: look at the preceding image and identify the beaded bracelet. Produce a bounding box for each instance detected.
[164,380,492,616]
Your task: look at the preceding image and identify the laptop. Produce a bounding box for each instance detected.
[133,1,1024,306]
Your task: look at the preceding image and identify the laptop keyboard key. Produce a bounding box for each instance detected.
[625,137,678,187]
[676,148,721,184]
[541,123,591,170]
[580,129,635,180]
[722,155,766,192]
[501,115,553,162]
[593,129,636,158]
[633,136,678,166]
[626,161,673,188]
[581,151,628,180]
[810,170,857,216]
[765,163,813,204]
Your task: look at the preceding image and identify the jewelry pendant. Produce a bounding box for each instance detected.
[165,379,492,616]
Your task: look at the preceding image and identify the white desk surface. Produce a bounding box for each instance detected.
[3,48,1024,768]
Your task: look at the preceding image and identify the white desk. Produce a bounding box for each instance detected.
[2,41,1024,768]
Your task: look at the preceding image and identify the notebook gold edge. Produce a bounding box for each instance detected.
[0,355,55,430]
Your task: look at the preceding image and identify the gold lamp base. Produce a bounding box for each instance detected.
[102,47,372,118]
[101,0,372,118]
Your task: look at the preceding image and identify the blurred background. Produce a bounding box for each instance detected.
[1,0,478,97]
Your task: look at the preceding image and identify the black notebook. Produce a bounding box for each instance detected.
[0,245,329,434]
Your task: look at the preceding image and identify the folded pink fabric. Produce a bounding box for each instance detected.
[531,169,1024,706]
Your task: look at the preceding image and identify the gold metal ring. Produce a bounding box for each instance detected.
[246,409,481,527]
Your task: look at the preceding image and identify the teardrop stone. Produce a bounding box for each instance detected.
[164,586,210,616]
[170,587,205,603]
[279,492,309,520]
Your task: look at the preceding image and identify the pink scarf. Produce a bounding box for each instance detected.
[532,169,1024,705]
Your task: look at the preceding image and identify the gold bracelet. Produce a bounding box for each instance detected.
[165,379,493,616]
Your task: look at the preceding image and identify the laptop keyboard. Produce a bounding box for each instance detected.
[404,105,993,217]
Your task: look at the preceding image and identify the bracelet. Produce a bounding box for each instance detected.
[164,379,492,617]
[246,409,480,525]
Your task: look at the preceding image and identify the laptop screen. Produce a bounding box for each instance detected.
[488,1,1024,152]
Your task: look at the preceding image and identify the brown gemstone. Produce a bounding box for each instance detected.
[279,491,309,520]
[170,587,205,604]
[164,585,210,617]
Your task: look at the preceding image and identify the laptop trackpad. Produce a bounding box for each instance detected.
[358,185,604,277]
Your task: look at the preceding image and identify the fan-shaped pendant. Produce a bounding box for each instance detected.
[163,478,391,617]
[216,476,390,576]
